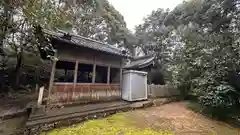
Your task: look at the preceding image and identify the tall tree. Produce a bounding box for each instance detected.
[135,0,240,116]
[61,0,137,49]
[0,0,136,91]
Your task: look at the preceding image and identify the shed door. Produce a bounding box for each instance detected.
[131,73,147,100]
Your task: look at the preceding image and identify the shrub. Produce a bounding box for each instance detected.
[198,84,240,119]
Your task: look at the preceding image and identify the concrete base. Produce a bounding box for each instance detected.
[30,106,46,118]
[152,98,169,106]
[129,100,153,108]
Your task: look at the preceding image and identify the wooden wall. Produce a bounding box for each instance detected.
[55,42,122,68]
[47,41,124,104]
[50,83,121,104]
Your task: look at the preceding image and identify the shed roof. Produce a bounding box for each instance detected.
[124,55,155,69]
[43,29,130,57]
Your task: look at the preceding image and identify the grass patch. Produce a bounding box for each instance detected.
[42,113,173,135]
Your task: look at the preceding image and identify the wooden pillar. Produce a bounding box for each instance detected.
[119,59,123,96]
[48,60,57,104]
[72,60,79,101]
[92,64,96,83]
[91,62,96,100]
[120,68,123,86]
[107,65,111,84]
[37,86,44,108]
[73,60,79,90]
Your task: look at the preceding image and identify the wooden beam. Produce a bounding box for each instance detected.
[48,60,57,104]
[107,65,111,84]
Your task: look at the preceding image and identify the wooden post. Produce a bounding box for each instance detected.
[37,86,44,108]
[92,57,96,83]
[119,59,123,96]
[73,60,79,93]
[107,65,111,84]
[48,60,57,104]
[120,68,123,87]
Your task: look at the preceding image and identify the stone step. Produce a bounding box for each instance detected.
[26,104,130,127]
[25,99,164,130]
[29,101,129,121]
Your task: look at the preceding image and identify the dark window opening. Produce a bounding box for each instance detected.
[110,68,120,83]
[77,63,93,83]
[95,66,107,83]
[55,61,75,82]
[54,61,119,84]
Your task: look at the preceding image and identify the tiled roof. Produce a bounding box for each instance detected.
[43,29,130,57]
[124,55,155,69]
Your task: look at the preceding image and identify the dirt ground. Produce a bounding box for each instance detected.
[127,102,240,135]
[0,92,37,135]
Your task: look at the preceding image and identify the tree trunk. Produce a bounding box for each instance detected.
[0,0,12,54]
[14,50,23,90]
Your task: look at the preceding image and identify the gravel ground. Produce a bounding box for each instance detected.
[127,102,240,135]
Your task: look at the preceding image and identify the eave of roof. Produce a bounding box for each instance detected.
[43,29,131,58]
[124,55,155,69]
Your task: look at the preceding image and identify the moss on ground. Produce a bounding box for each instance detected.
[42,113,172,135]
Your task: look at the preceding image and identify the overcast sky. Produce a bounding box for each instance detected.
[108,0,183,31]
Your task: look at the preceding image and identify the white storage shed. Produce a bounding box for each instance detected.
[122,70,148,101]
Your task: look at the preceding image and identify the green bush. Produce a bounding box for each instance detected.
[198,84,240,119]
